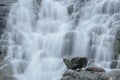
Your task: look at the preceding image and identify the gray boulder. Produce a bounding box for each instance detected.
[63,57,88,69]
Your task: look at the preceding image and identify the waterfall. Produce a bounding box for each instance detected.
[2,0,120,80]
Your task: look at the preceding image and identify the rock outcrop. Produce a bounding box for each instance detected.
[0,1,16,80]
[61,70,109,80]
[63,57,88,70]
[62,57,110,80]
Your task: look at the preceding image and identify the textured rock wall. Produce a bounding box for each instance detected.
[0,0,16,36]
[0,1,16,80]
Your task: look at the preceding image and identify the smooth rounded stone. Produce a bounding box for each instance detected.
[63,57,88,69]
[108,70,120,80]
[61,70,109,80]
[85,66,105,72]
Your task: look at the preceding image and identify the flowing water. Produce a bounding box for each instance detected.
[2,0,120,80]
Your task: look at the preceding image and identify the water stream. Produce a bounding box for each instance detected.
[2,0,120,80]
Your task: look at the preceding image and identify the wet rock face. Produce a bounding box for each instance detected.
[61,70,109,80]
[67,0,90,15]
[63,57,88,69]
[110,60,118,69]
[0,1,16,80]
[114,29,120,54]
[0,0,16,35]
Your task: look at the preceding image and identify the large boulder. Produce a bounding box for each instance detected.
[61,70,109,80]
[63,57,88,69]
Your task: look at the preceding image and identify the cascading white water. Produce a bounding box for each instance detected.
[74,0,120,68]
[5,0,71,80]
[2,0,120,80]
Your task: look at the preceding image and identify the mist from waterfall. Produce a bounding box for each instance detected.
[2,0,120,80]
